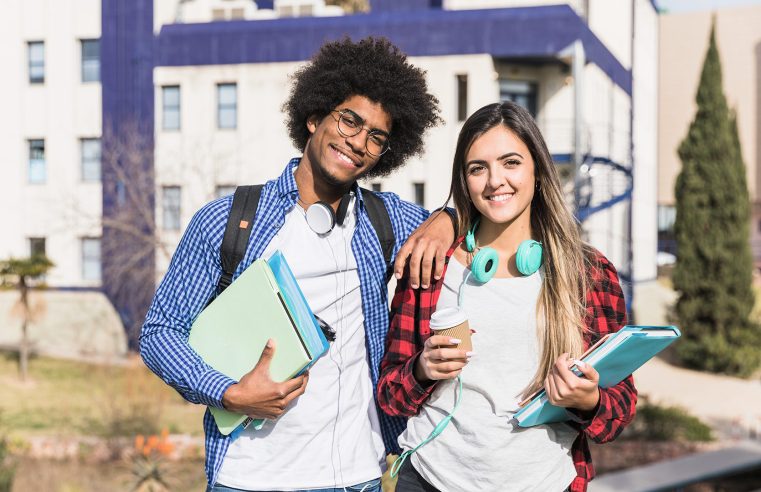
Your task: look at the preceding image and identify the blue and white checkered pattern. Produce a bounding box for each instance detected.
[140,158,428,486]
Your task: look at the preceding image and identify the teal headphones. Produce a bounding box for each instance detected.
[465,217,543,282]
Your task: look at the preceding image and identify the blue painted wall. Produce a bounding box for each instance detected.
[101,0,156,346]
[155,5,631,94]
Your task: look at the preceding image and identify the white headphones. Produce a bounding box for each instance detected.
[303,192,353,235]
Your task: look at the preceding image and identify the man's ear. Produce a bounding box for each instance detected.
[306,114,319,135]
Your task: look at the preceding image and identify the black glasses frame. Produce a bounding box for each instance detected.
[330,109,391,157]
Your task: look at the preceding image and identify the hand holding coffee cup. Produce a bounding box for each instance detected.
[414,307,474,383]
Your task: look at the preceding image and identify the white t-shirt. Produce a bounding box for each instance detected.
[216,198,386,490]
[398,256,577,492]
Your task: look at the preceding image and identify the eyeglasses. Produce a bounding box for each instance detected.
[330,109,391,157]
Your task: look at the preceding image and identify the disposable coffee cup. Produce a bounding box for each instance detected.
[430,307,472,351]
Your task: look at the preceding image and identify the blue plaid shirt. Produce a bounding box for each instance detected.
[140,158,429,486]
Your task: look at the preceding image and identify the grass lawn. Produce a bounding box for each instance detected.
[0,350,204,440]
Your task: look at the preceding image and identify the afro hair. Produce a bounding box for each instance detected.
[283,37,442,178]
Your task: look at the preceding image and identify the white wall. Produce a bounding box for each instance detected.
[631,0,658,283]
[0,0,102,288]
[588,0,634,70]
[444,0,586,15]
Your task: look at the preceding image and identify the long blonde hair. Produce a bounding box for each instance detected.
[448,102,593,398]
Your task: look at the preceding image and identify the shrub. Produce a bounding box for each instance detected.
[623,401,713,442]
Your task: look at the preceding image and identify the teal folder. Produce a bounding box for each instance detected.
[513,325,681,427]
[188,251,329,436]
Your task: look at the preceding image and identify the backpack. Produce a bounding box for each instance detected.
[215,185,395,298]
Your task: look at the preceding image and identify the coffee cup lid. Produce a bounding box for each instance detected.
[430,307,467,330]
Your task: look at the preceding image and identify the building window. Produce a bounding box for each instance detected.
[81,39,100,82]
[28,139,46,184]
[29,237,46,258]
[371,182,382,192]
[413,182,425,206]
[657,205,676,232]
[162,186,182,231]
[456,74,468,122]
[28,41,44,84]
[162,86,181,131]
[217,83,237,129]
[216,185,236,198]
[500,79,538,118]
[81,138,101,182]
[81,237,101,281]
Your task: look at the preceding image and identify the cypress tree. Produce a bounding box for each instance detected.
[672,21,761,375]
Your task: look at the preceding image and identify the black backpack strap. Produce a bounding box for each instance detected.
[217,185,263,295]
[361,188,396,283]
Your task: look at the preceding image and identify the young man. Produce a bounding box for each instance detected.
[140,37,451,491]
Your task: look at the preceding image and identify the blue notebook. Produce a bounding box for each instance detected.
[513,325,681,427]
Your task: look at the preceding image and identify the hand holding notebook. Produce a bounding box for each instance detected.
[221,338,309,420]
[513,325,680,427]
[188,251,330,436]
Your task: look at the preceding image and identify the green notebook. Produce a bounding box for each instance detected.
[188,257,313,436]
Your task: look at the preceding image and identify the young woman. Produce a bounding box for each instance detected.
[377,102,636,492]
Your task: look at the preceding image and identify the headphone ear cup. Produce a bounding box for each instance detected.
[516,240,543,276]
[335,193,351,226]
[471,247,499,283]
[305,201,336,235]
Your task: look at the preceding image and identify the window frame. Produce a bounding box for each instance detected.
[162,85,181,131]
[217,83,238,130]
[162,186,182,231]
[81,138,102,182]
[28,41,45,84]
[80,39,100,83]
[28,139,46,184]
[81,237,102,281]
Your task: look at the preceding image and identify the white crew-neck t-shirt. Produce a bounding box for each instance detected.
[398,256,577,491]
[216,198,385,490]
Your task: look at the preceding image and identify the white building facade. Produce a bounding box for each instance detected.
[1,0,658,341]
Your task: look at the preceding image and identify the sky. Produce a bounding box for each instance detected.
[657,0,761,12]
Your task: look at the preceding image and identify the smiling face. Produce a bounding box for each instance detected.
[464,125,535,229]
[303,94,392,190]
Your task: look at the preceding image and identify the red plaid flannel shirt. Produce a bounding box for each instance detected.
[377,241,637,491]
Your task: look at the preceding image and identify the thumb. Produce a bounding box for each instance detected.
[573,359,599,383]
[254,339,276,372]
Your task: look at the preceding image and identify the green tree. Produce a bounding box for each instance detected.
[0,255,54,381]
[672,21,761,375]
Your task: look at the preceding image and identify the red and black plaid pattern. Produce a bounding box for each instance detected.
[377,240,637,492]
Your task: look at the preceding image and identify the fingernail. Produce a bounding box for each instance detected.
[411,284,419,289]
[266,339,273,348]
[434,275,441,280]
[574,359,586,368]
[466,351,475,357]
[422,284,429,289]
[449,338,462,344]
[395,272,402,279]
